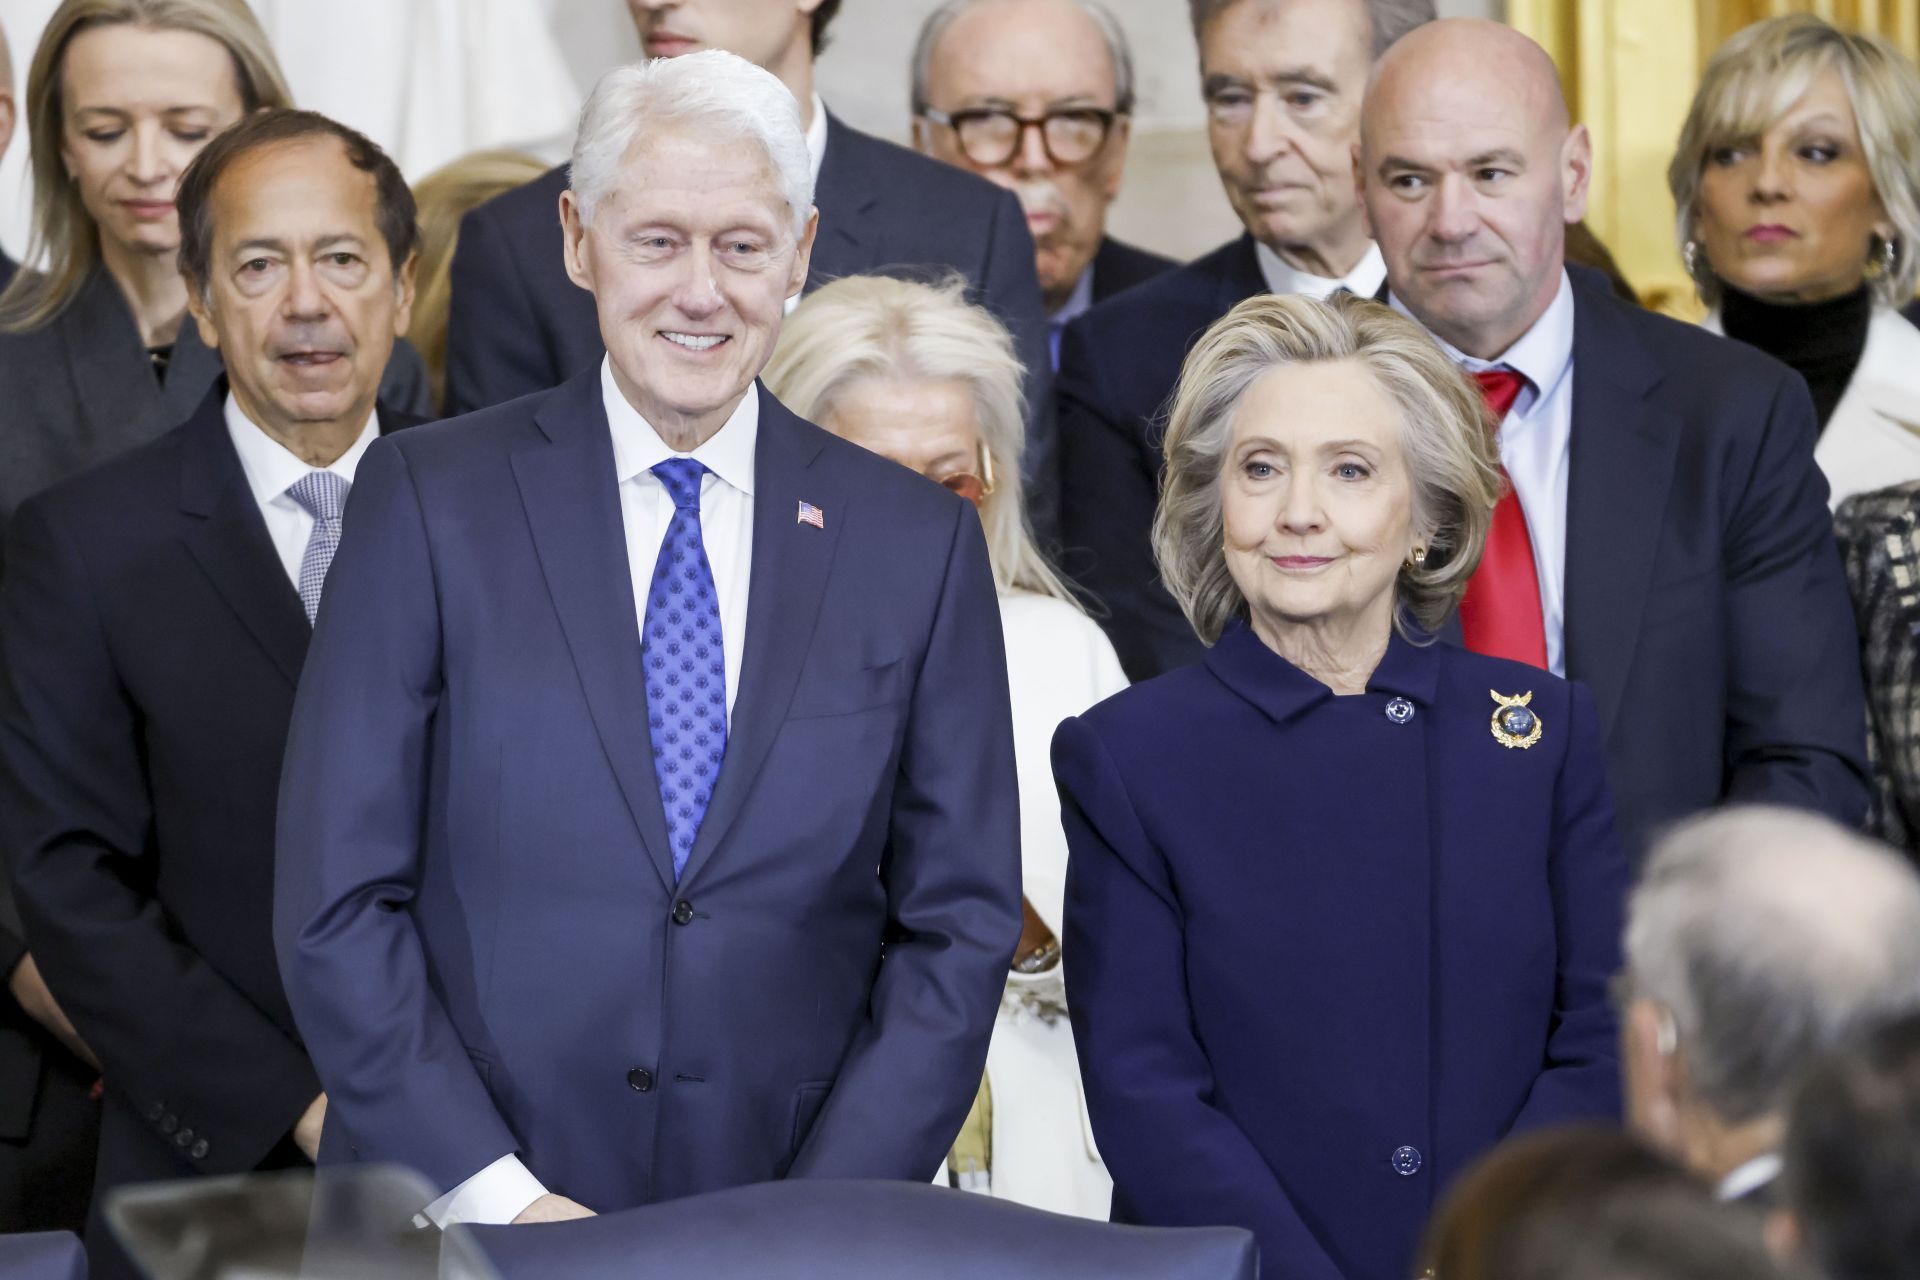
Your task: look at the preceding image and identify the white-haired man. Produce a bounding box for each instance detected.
[274,52,1021,1227]
[1619,806,1920,1207]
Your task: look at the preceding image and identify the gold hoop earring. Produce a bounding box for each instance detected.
[1406,546,1427,568]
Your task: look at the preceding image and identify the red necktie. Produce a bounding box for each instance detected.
[1457,368,1549,669]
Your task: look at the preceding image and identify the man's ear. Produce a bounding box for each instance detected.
[910,117,930,155]
[390,249,419,338]
[184,277,220,352]
[559,189,594,293]
[1623,997,1685,1157]
[1101,116,1133,202]
[788,207,819,301]
[1353,141,1374,241]
[1562,123,1593,225]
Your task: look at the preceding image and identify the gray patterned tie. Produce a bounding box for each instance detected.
[286,470,350,625]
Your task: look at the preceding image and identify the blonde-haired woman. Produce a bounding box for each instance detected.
[0,0,426,556]
[765,274,1124,1219]
[1053,293,1627,1280]
[1670,13,1920,506]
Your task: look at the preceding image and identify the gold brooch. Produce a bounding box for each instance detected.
[1490,690,1543,749]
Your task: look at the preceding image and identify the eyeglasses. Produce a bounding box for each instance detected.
[932,447,997,507]
[921,106,1119,169]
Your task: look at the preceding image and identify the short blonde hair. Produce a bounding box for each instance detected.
[1154,292,1501,645]
[764,273,1074,604]
[410,148,548,412]
[0,0,292,332]
[1670,14,1920,309]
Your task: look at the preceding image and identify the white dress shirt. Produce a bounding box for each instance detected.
[1256,240,1386,302]
[222,395,378,590]
[420,360,758,1228]
[1391,272,1578,676]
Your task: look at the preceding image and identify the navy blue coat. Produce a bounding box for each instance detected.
[272,375,1021,1212]
[1054,624,1627,1280]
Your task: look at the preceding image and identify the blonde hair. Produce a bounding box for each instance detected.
[1670,14,1920,309]
[1154,292,1501,646]
[0,0,292,332]
[764,273,1074,604]
[410,148,548,412]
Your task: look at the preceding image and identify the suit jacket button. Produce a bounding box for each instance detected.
[147,1102,166,1122]
[672,901,694,926]
[627,1068,654,1092]
[175,1127,195,1149]
[160,1114,179,1135]
[1392,1145,1422,1176]
[190,1139,210,1160]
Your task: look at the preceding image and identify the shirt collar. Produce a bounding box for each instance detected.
[1203,617,1440,726]
[1715,1153,1783,1203]
[1050,263,1097,329]
[1256,241,1386,302]
[1391,270,1576,402]
[223,391,378,508]
[600,355,758,498]
[806,93,829,185]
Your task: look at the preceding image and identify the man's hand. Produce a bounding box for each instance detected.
[6,953,99,1069]
[293,1093,328,1161]
[511,1194,596,1225]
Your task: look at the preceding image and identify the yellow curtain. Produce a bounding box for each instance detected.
[1508,0,1920,314]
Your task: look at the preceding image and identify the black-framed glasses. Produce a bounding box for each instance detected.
[921,106,1119,168]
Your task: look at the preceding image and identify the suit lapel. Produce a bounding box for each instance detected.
[177,386,310,686]
[677,388,842,888]
[1562,288,1678,742]
[806,115,879,289]
[512,372,678,890]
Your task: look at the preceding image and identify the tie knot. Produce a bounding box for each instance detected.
[652,457,708,512]
[1472,367,1529,422]
[286,470,349,522]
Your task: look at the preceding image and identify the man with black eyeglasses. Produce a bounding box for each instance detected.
[912,0,1175,372]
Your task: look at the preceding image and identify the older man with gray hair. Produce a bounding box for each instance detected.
[912,0,1175,369]
[274,50,1020,1228]
[1619,806,1920,1208]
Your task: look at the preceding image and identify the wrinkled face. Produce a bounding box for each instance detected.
[916,0,1129,311]
[626,0,813,67]
[1361,63,1588,359]
[188,136,413,438]
[1222,359,1415,643]
[1695,68,1893,305]
[1199,0,1372,258]
[59,23,247,262]
[817,376,993,504]
[562,125,814,440]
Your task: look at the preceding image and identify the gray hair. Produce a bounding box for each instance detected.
[911,0,1136,115]
[570,50,813,238]
[1154,291,1501,646]
[1624,806,1920,1126]
[1187,0,1435,57]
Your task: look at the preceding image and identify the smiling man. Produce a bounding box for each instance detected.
[273,52,1020,1227]
[0,109,420,1280]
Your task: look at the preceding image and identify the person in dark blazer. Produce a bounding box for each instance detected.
[1055,292,1626,1280]
[0,109,423,1280]
[1357,19,1868,859]
[274,53,1019,1228]
[444,0,1054,536]
[1056,0,1435,680]
[909,0,1176,371]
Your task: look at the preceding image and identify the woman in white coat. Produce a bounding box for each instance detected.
[1669,13,1920,508]
[765,274,1122,1219]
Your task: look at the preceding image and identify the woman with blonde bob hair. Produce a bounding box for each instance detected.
[765,273,1124,1220]
[1054,292,1629,1280]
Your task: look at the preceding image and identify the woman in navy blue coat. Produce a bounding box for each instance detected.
[1054,294,1628,1280]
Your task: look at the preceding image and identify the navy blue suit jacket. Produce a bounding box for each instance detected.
[272,375,1021,1211]
[1054,624,1627,1280]
[443,116,1057,537]
[1089,236,1178,305]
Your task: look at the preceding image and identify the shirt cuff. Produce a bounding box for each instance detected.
[416,1154,546,1228]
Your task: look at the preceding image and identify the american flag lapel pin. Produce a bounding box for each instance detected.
[797,500,825,529]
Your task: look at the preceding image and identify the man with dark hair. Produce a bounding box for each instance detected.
[1777,1014,1920,1280]
[447,0,1058,535]
[0,108,420,1280]
[1056,0,1433,680]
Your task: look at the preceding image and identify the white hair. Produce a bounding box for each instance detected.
[570,50,814,237]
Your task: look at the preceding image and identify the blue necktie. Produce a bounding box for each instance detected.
[285,470,350,625]
[641,458,727,879]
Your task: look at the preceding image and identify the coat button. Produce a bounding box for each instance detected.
[1392,1145,1422,1176]
[627,1067,654,1092]
[159,1114,179,1135]
[147,1102,166,1122]
[672,901,694,926]
[175,1127,195,1149]
[190,1139,209,1160]
[1385,698,1415,724]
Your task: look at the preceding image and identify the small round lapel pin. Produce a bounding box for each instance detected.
[1490,689,1543,749]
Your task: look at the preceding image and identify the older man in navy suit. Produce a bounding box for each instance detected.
[446,0,1057,538]
[1359,19,1868,859]
[274,52,1021,1227]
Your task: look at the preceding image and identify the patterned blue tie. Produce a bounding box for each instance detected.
[642,458,727,879]
[285,470,350,625]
